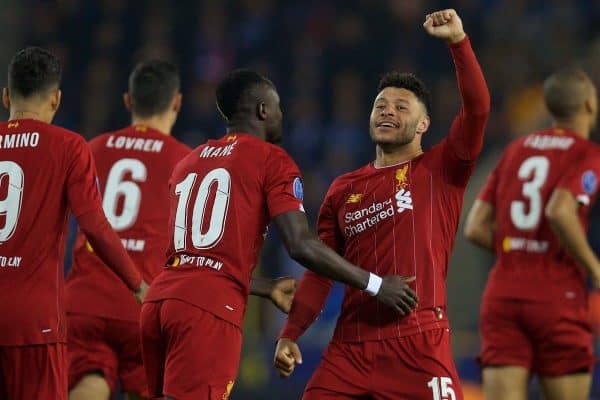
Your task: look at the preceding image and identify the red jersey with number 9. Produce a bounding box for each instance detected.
[145,133,304,327]
[0,119,106,345]
[478,128,600,302]
[66,125,192,321]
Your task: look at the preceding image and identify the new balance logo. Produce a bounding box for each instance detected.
[396,189,413,213]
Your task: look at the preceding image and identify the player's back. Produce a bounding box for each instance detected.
[484,127,592,301]
[146,132,303,328]
[0,119,100,345]
[66,125,191,321]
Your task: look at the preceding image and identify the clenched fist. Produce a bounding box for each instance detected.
[423,9,466,44]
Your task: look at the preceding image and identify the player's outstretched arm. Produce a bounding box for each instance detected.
[250,276,296,314]
[464,199,495,252]
[424,9,490,162]
[546,189,600,287]
[274,211,418,314]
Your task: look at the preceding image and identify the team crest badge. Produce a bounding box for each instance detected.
[395,165,409,190]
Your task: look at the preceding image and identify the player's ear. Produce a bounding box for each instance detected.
[50,89,61,112]
[416,115,430,135]
[172,93,182,113]
[2,88,10,110]
[257,102,267,121]
[123,93,132,112]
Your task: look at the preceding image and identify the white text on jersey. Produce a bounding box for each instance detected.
[106,135,164,153]
[0,256,22,268]
[524,134,574,150]
[199,142,237,158]
[0,132,39,149]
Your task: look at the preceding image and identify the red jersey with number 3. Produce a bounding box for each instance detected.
[478,128,600,302]
[0,119,105,345]
[66,125,192,321]
[145,133,305,328]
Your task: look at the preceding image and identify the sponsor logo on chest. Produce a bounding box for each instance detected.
[343,165,414,237]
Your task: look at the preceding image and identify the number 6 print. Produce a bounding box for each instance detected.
[174,168,231,251]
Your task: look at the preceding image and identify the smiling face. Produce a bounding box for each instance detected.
[369,87,430,147]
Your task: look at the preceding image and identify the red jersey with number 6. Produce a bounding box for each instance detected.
[66,125,192,321]
[478,128,600,302]
[145,133,305,328]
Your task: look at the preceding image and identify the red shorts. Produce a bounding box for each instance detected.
[0,343,67,400]
[480,297,594,376]
[303,328,463,400]
[140,299,242,400]
[67,313,147,395]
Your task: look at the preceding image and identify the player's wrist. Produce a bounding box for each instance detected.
[364,273,383,296]
[447,32,466,44]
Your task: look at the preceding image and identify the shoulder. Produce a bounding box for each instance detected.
[325,164,371,200]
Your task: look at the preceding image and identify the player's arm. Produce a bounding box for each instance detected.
[464,165,499,252]
[66,138,147,301]
[274,211,416,313]
[546,189,600,287]
[250,276,296,314]
[424,9,490,163]
[274,195,339,378]
[464,200,495,252]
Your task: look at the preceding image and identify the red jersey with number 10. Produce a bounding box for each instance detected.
[145,133,305,328]
[478,128,600,303]
[66,125,192,321]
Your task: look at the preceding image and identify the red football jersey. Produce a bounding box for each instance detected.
[0,119,107,345]
[66,125,192,321]
[478,128,600,302]
[145,133,305,328]
[280,37,489,343]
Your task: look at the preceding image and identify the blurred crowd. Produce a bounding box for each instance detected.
[2,0,599,398]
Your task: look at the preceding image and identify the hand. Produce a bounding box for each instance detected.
[134,280,149,304]
[423,9,466,44]
[375,275,418,315]
[274,338,303,378]
[269,277,296,314]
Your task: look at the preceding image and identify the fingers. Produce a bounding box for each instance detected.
[424,9,456,26]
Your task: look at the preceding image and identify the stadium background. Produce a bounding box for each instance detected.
[1,0,599,398]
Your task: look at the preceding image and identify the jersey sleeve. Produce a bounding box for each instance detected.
[441,37,491,185]
[65,136,103,216]
[278,185,340,341]
[556,151,600,208]
[264,147,305,218]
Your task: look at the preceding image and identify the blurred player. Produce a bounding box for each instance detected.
[65,61,191,400]
[464,68,598,400]
[0,48,147,400]
[140,69,419,400]
[274,9,489,400]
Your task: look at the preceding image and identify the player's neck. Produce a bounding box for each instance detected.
[130,116,172,136]
[9,109,52,124]
[552,119,589,139]
[226,121,265,141]
[374,143,424,168]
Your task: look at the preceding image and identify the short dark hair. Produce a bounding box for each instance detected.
[129,60,180,117]
[8,47,62,98]
[378,71,432,114]
[215,69,274,121]
[543,68,592,120]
